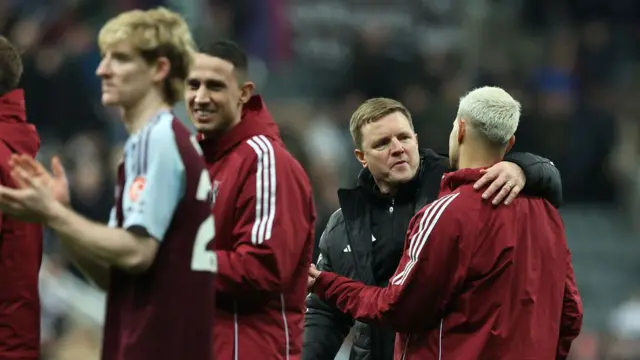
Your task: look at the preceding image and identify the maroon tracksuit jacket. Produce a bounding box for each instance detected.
[0,89,42,359]
[200,95,316,360]
[314,167,583,360]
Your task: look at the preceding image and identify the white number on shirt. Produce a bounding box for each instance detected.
[191,169,217,273]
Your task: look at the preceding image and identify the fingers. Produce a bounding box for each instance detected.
[473,171,497,192]
[0,185,27,202]
[503,184,522,206]
[489,180,523,205]
[0,195,38,222]
[11,154,42,176]
[22,155,42,174]
[0,195,26,214]
[15,167,40,188]
[481,174,507,201]
[51,156,67,180]
[0,186,43,222]
[308,264,321,278]
[10,169,29,189]
[476,162,525,205]
[491,182,511,205]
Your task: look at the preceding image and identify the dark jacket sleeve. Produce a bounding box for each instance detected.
[303,211,354,360]
[504,152,563,207]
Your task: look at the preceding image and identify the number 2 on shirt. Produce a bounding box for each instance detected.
[191,169,217,273]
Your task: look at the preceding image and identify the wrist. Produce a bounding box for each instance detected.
[44,201,70,230]
[313,271,331,295]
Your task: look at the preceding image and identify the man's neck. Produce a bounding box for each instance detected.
[122,92,170,134]
[376,181,398,197]
[457,148,503,170]
[200,114,242,139]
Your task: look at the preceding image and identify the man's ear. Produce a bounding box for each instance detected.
[354,148,367,168]
[456,119,466,144]
[505,135,515,153]
[239,81,255,104]
[152,57,171,83]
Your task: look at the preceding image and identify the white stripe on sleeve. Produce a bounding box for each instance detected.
[246,135,277,245]
[391,192,460,286]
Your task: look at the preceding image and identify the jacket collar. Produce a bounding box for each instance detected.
[441,167,487,193]
[0,89,27,124]
[336,149,441,285]
[339,148,433,213]
[356,158,423,206]
[198,95,281,162]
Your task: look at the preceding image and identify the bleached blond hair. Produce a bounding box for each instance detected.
[98,7,196,105]
[456,86,521,146]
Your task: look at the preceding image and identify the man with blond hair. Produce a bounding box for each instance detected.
[0,8,217,360]
[303,95,564,360]
[308,87,582,359]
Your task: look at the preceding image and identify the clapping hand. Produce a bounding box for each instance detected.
[0,155,70,222]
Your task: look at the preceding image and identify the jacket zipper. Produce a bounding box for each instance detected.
[389,198,395,214]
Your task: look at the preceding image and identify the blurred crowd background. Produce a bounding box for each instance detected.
[3,0,639,359]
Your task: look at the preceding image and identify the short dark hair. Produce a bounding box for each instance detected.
[0,36,23,96]
[201,40,248,73]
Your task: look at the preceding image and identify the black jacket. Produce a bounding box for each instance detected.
[302,149,562,360]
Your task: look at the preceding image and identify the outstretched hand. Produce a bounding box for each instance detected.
[473,161,526,206]
[0,155,70,222]
[307,264,321,292]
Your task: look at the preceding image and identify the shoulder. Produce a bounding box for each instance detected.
[318,209,345,251]
[240,135,309,180]
[239,135,276,159]
[325,208,345,233]
[418,148,449,179]
[127,113,187,171]
[413,191,470,231]
[149,114,204,162]
[420,148,448,166]
[144,112,181,145]
[242,135,299,165]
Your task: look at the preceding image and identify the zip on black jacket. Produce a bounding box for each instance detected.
[302,149,561,360]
